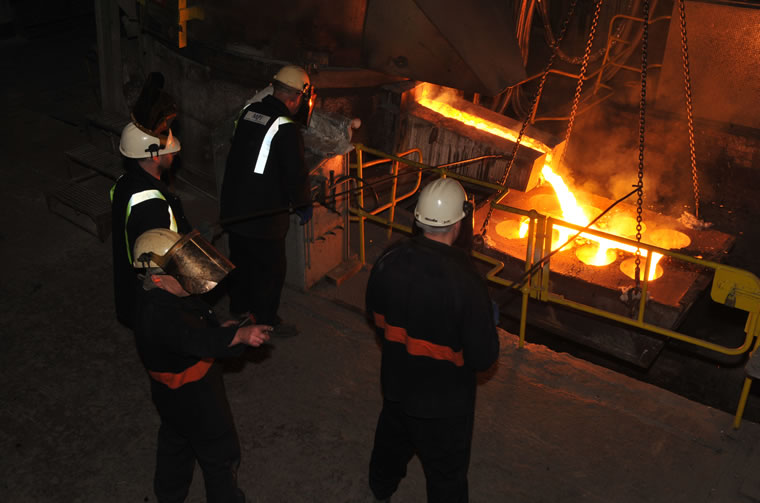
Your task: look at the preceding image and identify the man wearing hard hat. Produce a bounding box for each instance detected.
[220,64,315,337]
[365,177,500,503]
[130,227,272,502]
[110,73,191,328]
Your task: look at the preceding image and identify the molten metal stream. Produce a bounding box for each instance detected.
[418,91,669,281]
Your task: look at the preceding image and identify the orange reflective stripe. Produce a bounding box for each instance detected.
[373,312,464,367]
[148,358,214,389]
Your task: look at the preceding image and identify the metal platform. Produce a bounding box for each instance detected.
[46,142,123,240]
[84,111,130,152]
[45,181,112,241]
[64,143,123,181]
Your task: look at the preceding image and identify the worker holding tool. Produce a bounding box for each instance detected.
[131,227,272,503]
[220,64,315,337]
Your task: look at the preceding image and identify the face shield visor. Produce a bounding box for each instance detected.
[142,230,235,294]
[293,85,316,128]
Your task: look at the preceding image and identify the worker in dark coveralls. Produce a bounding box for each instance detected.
[111,73,191,328]
[365,177,500,503]
[131,227,272,503]
[220,64,315,337]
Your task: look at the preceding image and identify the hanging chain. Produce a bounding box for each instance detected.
[480,0,579,237]
[679,0,700,219]
[539,0,631,65]
[560,0,604,168]
[634,0,649,290]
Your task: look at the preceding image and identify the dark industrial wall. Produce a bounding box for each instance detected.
[654,0,760,131]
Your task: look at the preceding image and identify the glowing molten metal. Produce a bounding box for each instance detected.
[417,91,675,282]
[417,98,550,154]
[521,164,664,280]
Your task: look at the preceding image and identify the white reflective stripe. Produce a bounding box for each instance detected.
[253,116,293,174]
[124,190,177,264]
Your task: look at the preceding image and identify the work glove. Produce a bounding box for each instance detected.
[295,205,313,225]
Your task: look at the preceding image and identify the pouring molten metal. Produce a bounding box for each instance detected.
[417,89,693,282]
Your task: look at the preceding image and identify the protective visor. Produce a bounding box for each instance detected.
[148,230,235,294]
[294,86,316,128]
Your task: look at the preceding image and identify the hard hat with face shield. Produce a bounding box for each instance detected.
[119,122,182,159]
[273,64,316,127]
[132,228,234,295]
[414,177,472,227]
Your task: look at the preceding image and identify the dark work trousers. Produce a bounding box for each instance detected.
[151,369,245,503]
[369,399,474,503]
[227,232,287,325]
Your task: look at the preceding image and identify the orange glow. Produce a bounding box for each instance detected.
[418,90,665,281]
[513,163,663,280]
[417,97,550,154]
[646,229,691,250]
[540,164,664,280]
[620,257,664,281]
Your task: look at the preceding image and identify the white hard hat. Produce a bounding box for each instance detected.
[414,177,468,227]
[133,228,181,268]
[119,122,181,159]
[273,65,311,93]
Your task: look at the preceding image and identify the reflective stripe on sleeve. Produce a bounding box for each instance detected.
[253,116,293,174]
[148,358,214,389]
[373,312,464,367]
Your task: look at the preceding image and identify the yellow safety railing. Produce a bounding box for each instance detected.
[350,144,506,264]
[349,148,424,241]
[347,143,760,428]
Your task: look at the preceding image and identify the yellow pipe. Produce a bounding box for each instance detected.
[734,324,760,428]
[733,377,753,430]
[547,293,754,356]
[637,252,653,323]
[353,144,508,192]
[387,160,399,240]
[357,149,365,265]
[368,150,423,216]
[350,207,413,235]
[521,216,540,346]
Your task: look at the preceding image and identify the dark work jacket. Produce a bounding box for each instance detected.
[134,287,244,379]
[134,287,245,436]
[110,164,191,328]
[366,234,500,418]
[220,95,311,239]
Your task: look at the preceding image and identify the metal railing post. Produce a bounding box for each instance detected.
[357,147,366,265]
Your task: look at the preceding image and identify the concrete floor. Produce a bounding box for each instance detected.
[3,14,760,503]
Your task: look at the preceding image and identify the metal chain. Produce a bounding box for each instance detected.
[634,0,649,289]
[480,0,579,236]
[539,0,631,65]
[560,0,604,167]
[679,0,700,219]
